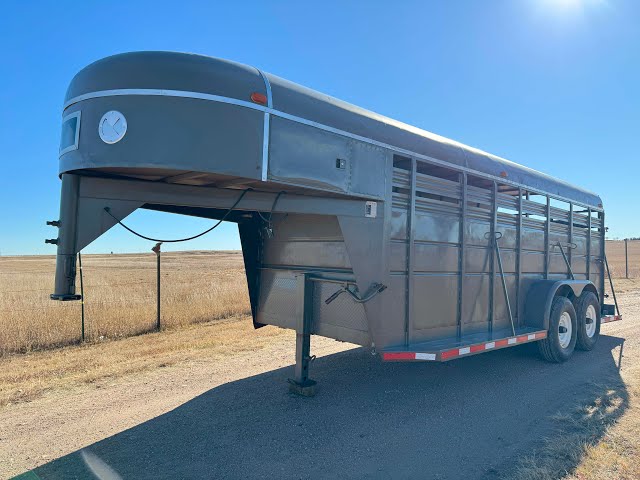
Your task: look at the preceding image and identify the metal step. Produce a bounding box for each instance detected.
[382,327,547,362]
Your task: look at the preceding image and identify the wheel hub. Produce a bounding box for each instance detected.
[558,311,572,349]
[585,304,597,338]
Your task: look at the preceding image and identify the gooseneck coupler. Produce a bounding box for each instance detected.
[50,174,82,301]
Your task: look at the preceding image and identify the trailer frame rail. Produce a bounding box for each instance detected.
[382,328,547,362]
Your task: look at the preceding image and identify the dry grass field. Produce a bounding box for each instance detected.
[605,239,640,278]
[0,251,250,355]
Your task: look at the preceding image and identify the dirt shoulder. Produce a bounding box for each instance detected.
[0,321,353,478]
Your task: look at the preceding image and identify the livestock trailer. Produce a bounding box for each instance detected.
[49,52,621,395]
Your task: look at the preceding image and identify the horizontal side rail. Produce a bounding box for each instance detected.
[383,330,547,362]
[79,176,377,218]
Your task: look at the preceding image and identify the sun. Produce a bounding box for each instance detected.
[547,0,584,9]
[543,0,607,10]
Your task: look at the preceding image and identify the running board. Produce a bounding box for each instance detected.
[602,315,623,324]
[382,329,547,362]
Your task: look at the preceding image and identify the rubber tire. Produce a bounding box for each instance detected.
[538,296,577,363]
[575,291,601,351]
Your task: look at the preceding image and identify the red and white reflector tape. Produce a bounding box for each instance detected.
[601,315,622,324]
[383,331,547,362]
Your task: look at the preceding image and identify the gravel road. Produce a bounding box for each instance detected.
[2,291,637,480]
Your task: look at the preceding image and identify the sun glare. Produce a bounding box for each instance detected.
[536,0,608,19]
[542,0,607,11]
[544,0,583,11]
[556,0,581,6]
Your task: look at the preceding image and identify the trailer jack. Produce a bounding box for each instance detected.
[288,274,317,397]
[288,352,316,397]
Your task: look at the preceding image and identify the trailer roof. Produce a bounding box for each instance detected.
[65,52,602,209]
[265,74,602,209]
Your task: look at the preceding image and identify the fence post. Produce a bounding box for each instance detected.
[152,243,162,330]
[78,251,85,341]
[625,238,629,279]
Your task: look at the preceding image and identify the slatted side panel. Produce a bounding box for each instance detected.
[547,201,573,284]
[566,208,603,290]
[589,211,604,296]
[410,168,462,341]
[390,156,605,348]
[518,196,548,322]
[390,163,411,343]
[464,183,496,334]
[492,191,520,332]
[572,211,590,280]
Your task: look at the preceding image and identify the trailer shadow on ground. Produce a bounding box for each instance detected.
[28,334,627,480]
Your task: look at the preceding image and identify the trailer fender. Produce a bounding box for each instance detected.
[524,280,598,331]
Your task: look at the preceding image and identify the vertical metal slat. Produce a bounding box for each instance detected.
[569,202,573,280]
[404,158,417,346]
[600,211,605,300]
[489,181,497,335]
[516,188,523,326]
[545,196,550,279]
[587,207,592,281]
[457,172,467,340]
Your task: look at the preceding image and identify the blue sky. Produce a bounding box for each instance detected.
[1,0,638,255]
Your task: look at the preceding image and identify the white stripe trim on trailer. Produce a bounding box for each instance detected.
[415,352,436,361]
[61,88,603,212]
[255,68,273,182]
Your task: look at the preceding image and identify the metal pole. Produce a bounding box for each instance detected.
[568,203,573,278]
[625,238,629,279]
[587,207,591,280]
[556,242,575,280]
[288,273,316,396]
[152,243,162,331]
[516,188,523,326]
[494,236,515,336]
[405,157,417,346]
[457,172,467,341]
[544,196,550,280]
[78,251,85,341]
[51,174,81,300]
[489,181,497,335]
[604,254,620,316]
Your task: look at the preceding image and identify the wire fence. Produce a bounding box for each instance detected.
[605,239,640,279]
[0,241,637,356]
[0,251,250,355]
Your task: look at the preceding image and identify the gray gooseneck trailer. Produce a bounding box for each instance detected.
[49,52,621,395]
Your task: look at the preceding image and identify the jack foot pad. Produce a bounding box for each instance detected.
[288,379,317,397]
[50,294,82,301]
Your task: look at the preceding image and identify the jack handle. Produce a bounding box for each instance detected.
[325,282,387,305]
